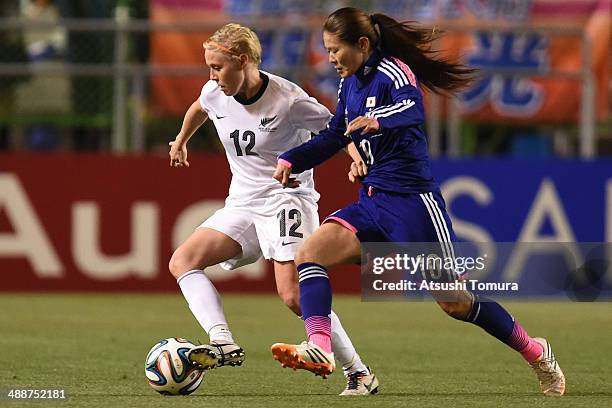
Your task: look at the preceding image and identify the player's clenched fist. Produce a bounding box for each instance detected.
[169,139,190,167]
[273,161,300,188]
[348,160,368,183]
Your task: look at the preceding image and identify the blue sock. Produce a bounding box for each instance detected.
[466,295,515,343]
[297,262,332,319]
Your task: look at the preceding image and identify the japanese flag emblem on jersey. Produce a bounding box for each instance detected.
[366,96,376,108]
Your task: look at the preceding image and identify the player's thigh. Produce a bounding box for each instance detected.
[295,221,361,268]
[169,227,242,278]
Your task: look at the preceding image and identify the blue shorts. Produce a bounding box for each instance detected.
[324,186,456,245]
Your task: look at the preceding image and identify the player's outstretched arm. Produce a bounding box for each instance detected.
[278,129,350,174]
[280,81,351,174]
[169,100,209,168]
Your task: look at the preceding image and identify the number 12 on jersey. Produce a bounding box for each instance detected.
[230,129,258,156]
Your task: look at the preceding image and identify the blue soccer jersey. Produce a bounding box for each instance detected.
[279,50,437,194]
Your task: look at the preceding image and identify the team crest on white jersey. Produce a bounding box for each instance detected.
[366,96,376,108]
[259,115,278,132]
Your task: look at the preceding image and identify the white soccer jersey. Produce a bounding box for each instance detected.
[199,71,332,204]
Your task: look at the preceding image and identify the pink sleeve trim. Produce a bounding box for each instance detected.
[323,216,358,234]
[391,57,417,87]
[278,158,292,168]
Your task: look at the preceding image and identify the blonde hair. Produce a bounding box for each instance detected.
[204,23,262,65]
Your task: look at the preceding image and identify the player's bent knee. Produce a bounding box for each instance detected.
[294,246,317,266]
[168,250,201,280]
[437,300,472,320]
[276,285,295,303]
[168,254,184,279]
[278,290,301,315]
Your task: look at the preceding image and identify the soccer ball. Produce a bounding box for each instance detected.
[144,337,205,395]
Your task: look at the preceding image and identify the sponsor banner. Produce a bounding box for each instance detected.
[0,154,610,292]
[433,158,612,242]
[0,152,359,292]
[150,0,610,122]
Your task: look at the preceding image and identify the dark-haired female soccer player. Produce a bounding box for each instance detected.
[270,7,565,396]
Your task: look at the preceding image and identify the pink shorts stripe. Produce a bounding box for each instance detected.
[324,216,358,234]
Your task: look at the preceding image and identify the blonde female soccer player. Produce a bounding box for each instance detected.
[168,23,378,396]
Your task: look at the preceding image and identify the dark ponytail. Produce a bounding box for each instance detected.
[324,7,476,94]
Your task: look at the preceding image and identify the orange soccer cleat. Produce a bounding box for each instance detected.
[271,341,336,379]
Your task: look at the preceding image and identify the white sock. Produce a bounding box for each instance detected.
[208,325,234,344]
[177,270,235,344]
[330,310,368,375]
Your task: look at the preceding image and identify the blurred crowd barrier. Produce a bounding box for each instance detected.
[0,0,609,156]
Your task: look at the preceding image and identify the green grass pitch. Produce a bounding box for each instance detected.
[1,294,611,407]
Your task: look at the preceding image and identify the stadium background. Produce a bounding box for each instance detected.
[0,0,610,293]
[1,1,612,406]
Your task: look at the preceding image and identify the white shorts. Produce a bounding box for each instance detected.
[199,194,319,270]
